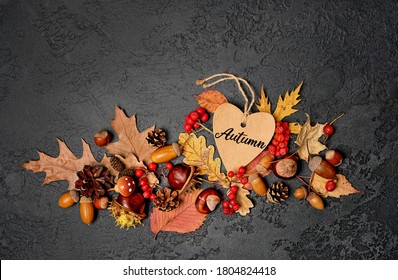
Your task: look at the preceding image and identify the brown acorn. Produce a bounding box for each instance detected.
[306,192,324,210]
[293,186,308,200]
[255,153,275,173]
[249,174,267,196]
[309,156,336,179]
[150,143,181,163]
[80,196,95,224]
[58,190,79,208]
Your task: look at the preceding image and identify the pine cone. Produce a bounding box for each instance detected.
[110,157,125,172]
[118,168,135,179]
[153,187,180,212]
[146,129,167,148]
[75,165,113,199]
[267,182,289,204]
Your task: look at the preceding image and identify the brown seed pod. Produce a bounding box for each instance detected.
[150,143,181,163]
[309,156,336,179]
[58,190,79,208]
[306,192,324,210]
[80,197,95,224]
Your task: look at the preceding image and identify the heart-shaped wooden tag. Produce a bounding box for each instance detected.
[213,103,275,172]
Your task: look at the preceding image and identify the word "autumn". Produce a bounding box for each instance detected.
[214,128,266,148]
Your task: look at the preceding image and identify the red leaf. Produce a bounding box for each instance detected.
[150,189,207,237]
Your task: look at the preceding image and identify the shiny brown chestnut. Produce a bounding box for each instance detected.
[167,163,195,190]
[195,189,222,214]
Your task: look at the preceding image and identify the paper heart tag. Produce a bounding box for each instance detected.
[213,103,275,172]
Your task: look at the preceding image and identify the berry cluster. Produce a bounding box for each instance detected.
[228,166,248,184]
[136,173,156,200]
[183,107,210,133]
[267,121,290,157]
[222,185,240,215]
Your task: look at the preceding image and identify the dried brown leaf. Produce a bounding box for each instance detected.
[311,173,360,198]
[194,90,228,112]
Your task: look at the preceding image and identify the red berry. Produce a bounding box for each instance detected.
[141,184,149,192]
[277,134,284,142]
[275,151,281,157]
[232,204,240,211]
[240,177,248,184]
[228,208,235,215]
[193,122,201,129]
[279,147,288,156]
[139,177,149,186]
[135,169,144,178]
[230,185,239,193]
[200,113,209,123]
[150,193,156,201]
[143,191,151,199]
[325,180,336,192]
[236,173,242,179]
[227,171,235,178]
[189,111,199,121]
[165,162,173,170]
[323,124,335,136]
[229,199,237,206]
[269,149,276,156]
[276,121,282,127]
[276,126,284,134]
[279,142,285,148]
[272,139,279,146]
[185,115,190,123]
[196,107,206,115]
[238,166,246,174]
[268,144,276,152]
[186,117,195,125]
[223,208,230,215]
[227,192,236,200]
[222,201,229,208]
[148,162,157,171]
[184,123,192,133]
[282,122,289,128]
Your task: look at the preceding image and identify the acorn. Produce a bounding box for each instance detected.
[325,150,343,166]
[150,143,181,163]
[167,163,195,190]
[255,153,275,173]
[309,156,336,179]
[80,196,95,224]
[58,190,79,208]
[273,155,298,179]
[249,174,267,196]
[195,189,222,214]
[293,186,308,200]
[306,192,324,210]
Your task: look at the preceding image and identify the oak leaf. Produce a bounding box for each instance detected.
[194,90,228,112]
[178,133,229,188]
[22,138,102,190]
[295,114,327,161]
[311,173,360,198]
[150,189,207,237]
[105,106,157,162]
[273,82,302,121]
[289,122,302,135]
[256,87,271,114]
[234,183,254,216]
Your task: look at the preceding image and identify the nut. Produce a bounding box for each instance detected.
[167,163,195,190]
[58,190,79,208]
[94,130,111,147]
[272,155,298,179]
[293,186,308,200]
[325,150,343,166]
[80,196,95,224]
[93,196,109,210]
[309,156,336,179]
[116,192,145,214]
[306,192,324,210]
[195,189,222,214]
[249,174,267,196]
[150,143,181,163]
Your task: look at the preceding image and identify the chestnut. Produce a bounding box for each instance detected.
[117,192,145,214]
[195,188,222,214]
[94,130,112,147]
[167,163,195,190]
[272,155,298,179]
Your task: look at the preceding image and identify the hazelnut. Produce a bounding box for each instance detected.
[325,150,343,166]
[94,130,112,147]
[93,196,109,210]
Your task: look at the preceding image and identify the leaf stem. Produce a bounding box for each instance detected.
[198,123,214,135]
[329,113,345,125]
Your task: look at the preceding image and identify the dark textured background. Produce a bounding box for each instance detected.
[1,0,397,260]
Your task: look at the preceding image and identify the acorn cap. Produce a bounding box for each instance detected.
[308,156,322,172]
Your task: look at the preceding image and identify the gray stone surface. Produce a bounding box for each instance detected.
[1,0,397,259]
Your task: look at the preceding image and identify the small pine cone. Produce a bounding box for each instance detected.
[118,168,135,179]
[146,129,167,148]
[110,157,125,172]
[153,187,180,212]
[267,182,289,204]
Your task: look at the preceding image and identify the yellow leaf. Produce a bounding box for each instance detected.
[233,183,254,216]
[256,87,271,113]
[178,133,229,188]
[295,114,327,161]
[289,122,302,134]
[273,82,303,121]
[311,173,360,198]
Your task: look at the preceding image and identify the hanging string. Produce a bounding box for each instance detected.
[196,73,256,125]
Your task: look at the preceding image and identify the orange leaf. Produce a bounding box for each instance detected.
[311,173,360,198]
[150,189,207,237]
[194,90,228,112]
[105,106,157,162]
[21,138,100,190]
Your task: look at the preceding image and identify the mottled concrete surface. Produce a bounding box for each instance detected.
[1,0,397,259]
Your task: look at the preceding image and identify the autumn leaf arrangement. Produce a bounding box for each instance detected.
[22,73,359,238]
